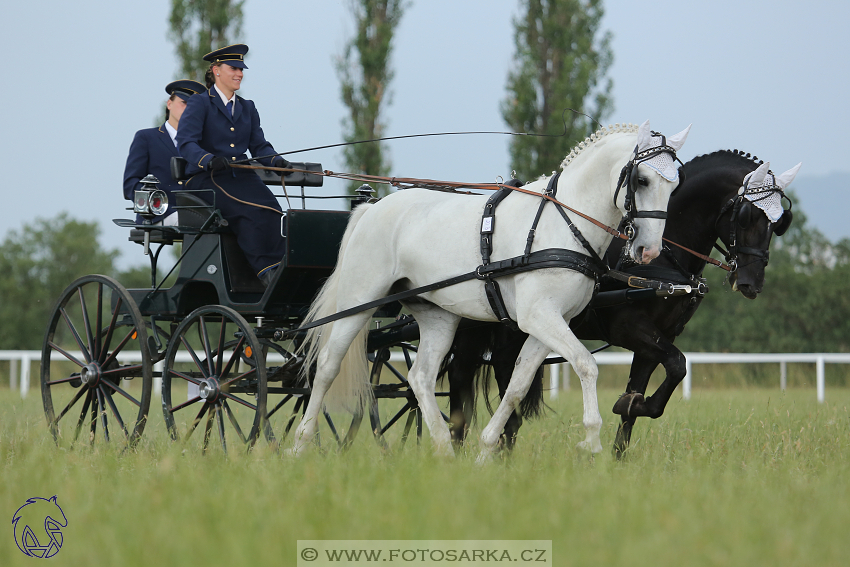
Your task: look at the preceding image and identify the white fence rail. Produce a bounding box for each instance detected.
[3,350,850,403]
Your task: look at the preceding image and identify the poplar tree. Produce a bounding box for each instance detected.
[336,0,406,194]
[168,0,245,82]
[502,0,613,182]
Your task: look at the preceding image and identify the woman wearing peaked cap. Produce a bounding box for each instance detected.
[176,43,291,286]
[123,80,205,225]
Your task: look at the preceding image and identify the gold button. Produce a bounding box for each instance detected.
[178,181,183,185]
[230,143,235,148]
[231,157,236,160]
[230,127,235,132]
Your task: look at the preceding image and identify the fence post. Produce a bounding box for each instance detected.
[816,356,825,403]
[780,361,787,391]
[20,354,31,399]
[10,358,17,390]
[564,362,570,391]
[549,363,560,400]
[683,358,692,400]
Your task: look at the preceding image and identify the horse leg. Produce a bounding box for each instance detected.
[403,305,461,457]
[478,336,551,462]
[288,312,373,456]
[491,341,526,451]
[445,336,479,446]
[612,354,658,458]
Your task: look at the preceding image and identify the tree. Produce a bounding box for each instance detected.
[501,0,613,181]
[0,215,119,350]
[336,0,406,194]
[168,0,245,83]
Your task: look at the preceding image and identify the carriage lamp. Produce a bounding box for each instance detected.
[134,174,169,218]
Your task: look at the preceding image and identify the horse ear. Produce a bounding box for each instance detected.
[775,162,802,189]
[636,120,652,149]
[745,161,771,188]
[667,124,692,152]
[773,210,793,236]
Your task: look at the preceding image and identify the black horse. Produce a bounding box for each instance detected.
[440,150,795,455]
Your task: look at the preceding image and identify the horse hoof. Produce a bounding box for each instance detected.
[612,392,645,417]
[576,440,603,454]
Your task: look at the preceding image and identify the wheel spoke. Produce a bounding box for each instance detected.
[202,407,214,453]
[220,392,257,411]
[266,394,293,420]
[47,342,87,369]
[101,328,136,369]
[100,385,129,440]
[399,409,417,449]
[220,335,246,378]
[180,335,209,378]
[96,387,111,443]
[380,403,412,435]
[215,319,228,377]
[99,379,142,407]
[73,391,93,443]
[95,283,103,361]
[185,403,210,442]
[219,367,255,390]
[77,287,95,363]
[98,297,123,364]
[46,374,83,387]
[323,410,341,444]
[168,368,204,386]
[89,390,98,445]
[60,307,92,364]
[199,316,214,376]
[170,396,202,413]
[100,364,144,379]
[222,400,247,444]
[215,404,227,454]
[54,386,88,425]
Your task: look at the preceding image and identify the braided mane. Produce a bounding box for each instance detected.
[560,123,640,170]
[683,149,773,176]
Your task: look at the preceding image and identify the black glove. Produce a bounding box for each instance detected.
[272,156,292,173]
[207,156,230,172]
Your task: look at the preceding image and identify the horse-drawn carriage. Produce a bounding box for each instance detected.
[40,120,797,460]
[40,159,431,454]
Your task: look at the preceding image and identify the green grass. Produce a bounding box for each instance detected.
[1,386,848,566]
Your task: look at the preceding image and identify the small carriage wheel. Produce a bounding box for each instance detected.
[40,275,153,448]
[161,305,267,455]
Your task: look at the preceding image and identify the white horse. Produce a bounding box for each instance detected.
[291,120,690,460]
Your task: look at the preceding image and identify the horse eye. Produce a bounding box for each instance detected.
[637,176,649,187]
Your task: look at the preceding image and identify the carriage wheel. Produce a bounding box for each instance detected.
[161,306,267,455]
[41,275,153,448]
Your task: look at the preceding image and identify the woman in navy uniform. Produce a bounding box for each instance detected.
[176,44,290,286]
[123,80,205,224]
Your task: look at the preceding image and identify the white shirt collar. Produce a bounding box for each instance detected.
[214,84,236,113]
[164,121,178,146]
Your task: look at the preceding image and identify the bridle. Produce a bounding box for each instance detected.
[713,174,791,272]
[613,132,684,242]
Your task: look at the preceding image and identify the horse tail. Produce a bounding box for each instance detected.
[299,204,374,412]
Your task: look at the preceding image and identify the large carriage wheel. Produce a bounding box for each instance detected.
[41,275,153,448]
[161,305,267,454]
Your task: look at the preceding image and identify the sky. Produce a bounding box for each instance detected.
[2,0,848,270]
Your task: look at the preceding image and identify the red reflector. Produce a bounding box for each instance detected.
[152,197,162,208]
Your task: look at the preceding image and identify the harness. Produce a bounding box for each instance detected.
[713,175,790,272]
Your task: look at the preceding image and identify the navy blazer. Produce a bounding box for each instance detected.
[176,87,277,175]
[122,124,182,221]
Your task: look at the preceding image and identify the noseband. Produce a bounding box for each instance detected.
[714,176,791,272]
[614,132,683,241]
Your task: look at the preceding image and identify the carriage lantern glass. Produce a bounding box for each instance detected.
[134,174,169,218]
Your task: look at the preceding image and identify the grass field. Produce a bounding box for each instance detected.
[1,384,848,566]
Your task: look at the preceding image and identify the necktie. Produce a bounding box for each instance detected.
[226,100,233,116]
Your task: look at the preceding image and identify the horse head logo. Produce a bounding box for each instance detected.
[12,496,68,558]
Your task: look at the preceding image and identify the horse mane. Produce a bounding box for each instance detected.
[683,149,772,176]
[560,123,640,170]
